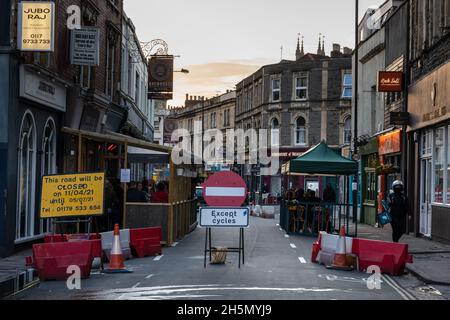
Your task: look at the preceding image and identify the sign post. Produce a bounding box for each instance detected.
[200,171,249,268]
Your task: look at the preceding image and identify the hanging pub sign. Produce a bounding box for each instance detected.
[148,55,174,100]
[377,71,404,92]
[70,27,100,66]
[378,130,401,156]
[390,112,410,126]
[18,1,55,52]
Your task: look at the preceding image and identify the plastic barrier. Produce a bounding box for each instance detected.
[43,234,102,268]
[316,232,353,267]
[351,238,413,276]
[32,241,94,281]
[130,227,162,258]
[101,229,132,261]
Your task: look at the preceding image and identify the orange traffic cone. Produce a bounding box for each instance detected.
[327,226,354,271]
[102,224,132,274]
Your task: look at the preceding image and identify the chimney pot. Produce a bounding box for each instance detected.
[185,94,189,100]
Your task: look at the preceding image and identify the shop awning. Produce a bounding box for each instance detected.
[127,146,170,164]
[61,127,172,154]
[287,141,358,176]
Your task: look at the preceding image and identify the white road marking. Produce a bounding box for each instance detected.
[276,224,280,227]
[299,257,307,264]
[290,243,297,249]
[132,282,141,288]
[382,275,416,300]
[284,234,290,238]
[145,274,154,279]
[153,255,164,261]
[172,242,179,247]
[279,228,283,231]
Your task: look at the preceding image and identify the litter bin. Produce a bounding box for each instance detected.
[211,247,227,264]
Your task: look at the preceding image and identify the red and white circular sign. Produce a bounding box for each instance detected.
[202,171,247,207]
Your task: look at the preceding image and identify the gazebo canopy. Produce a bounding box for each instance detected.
[287,141,358,175]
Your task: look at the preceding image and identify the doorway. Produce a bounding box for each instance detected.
[420,158,432,237]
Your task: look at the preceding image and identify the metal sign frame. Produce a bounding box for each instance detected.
[204,227,245,269]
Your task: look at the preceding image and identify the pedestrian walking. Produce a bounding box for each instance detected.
[387,180,409,243]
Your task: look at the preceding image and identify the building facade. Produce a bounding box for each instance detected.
[236,41,353,200]
[0,0,156,257]
[406,0,450,242]
[353,0,406,226]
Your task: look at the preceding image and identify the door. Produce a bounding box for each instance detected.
[420,159,432,237]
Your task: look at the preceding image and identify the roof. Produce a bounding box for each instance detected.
[288,141,358,175]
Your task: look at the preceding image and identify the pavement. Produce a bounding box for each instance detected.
[357,223,450,286]
[5,216,448,300]
[0,249,38,299]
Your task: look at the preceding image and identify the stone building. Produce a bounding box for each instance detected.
[235,40,353,198]
[172,91,236,170]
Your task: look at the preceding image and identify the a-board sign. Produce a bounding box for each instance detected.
[40,173,105,218]
[199,207,250,228]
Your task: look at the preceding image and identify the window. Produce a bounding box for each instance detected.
[135,72,140,105]
[342,73,353,99]
[434,127,445,203]
[422,130,432,156]
[271,118,280,146]
[41,119,56,234]
[128,54,133,95]
[106,38,116,98]
[344,117,352,145]
[211,112,217,128]
[294,75,308,100]
[365,170,377,202]
[223,109,230,127]
[272,79,281,102]
[16,112,37,240]
[295,117,306,145]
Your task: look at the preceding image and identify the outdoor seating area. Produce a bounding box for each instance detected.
[280,141,358,237]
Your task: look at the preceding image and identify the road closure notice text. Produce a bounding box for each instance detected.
[40,173,105,218]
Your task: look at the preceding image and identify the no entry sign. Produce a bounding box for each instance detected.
[202,171,247,207]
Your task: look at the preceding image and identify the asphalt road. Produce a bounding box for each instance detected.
[8,217,446,300]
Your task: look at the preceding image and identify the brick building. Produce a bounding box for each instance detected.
[0,0,154,257]
[235,39,353,199]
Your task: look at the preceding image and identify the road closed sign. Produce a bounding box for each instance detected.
[40,173,105,218]
[200,207,250,228]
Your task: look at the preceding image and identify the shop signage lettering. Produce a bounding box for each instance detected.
[377,71,403,92]
[199,208,250,228]
[40,173,105,218]
[18,2,55,51]
[423,106,447,122]
[70,28,100,66]
[379,130,401,155]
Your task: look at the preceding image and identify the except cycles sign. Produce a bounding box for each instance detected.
[199,207,250,228]
[18,1,55,52]
[40,173,105,218]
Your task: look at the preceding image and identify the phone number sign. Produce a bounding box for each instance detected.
[40,173,105,218]
[18,1,55,52]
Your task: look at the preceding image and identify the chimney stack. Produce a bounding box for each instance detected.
[185,94,189,100]
[332,43,341,52]
[343,47,352,55]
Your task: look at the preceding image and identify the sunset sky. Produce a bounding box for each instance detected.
[124,0,385,107]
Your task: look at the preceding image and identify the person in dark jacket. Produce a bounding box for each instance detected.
[323,183,336,203]
[126,182,148,203]
[387,180,409,243]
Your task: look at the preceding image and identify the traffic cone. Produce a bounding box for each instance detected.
[102,224,132,274]
[326,226,354,271]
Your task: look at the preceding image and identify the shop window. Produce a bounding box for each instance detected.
[41,118,56,234]
[434,127,445,203]
[421,130,432,156]
[365,170,377,203]
[16,112,37,241]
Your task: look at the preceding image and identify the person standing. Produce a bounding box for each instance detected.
[387,180,409,243]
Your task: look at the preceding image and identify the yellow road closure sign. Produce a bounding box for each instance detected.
[40,173,105,218]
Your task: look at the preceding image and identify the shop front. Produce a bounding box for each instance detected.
[377,129,402,216]
[359,138,379,225]
[408,61,450,242]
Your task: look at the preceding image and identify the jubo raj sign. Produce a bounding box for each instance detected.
[18,2,55,52]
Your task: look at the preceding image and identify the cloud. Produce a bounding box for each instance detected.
[169,62,263,106]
